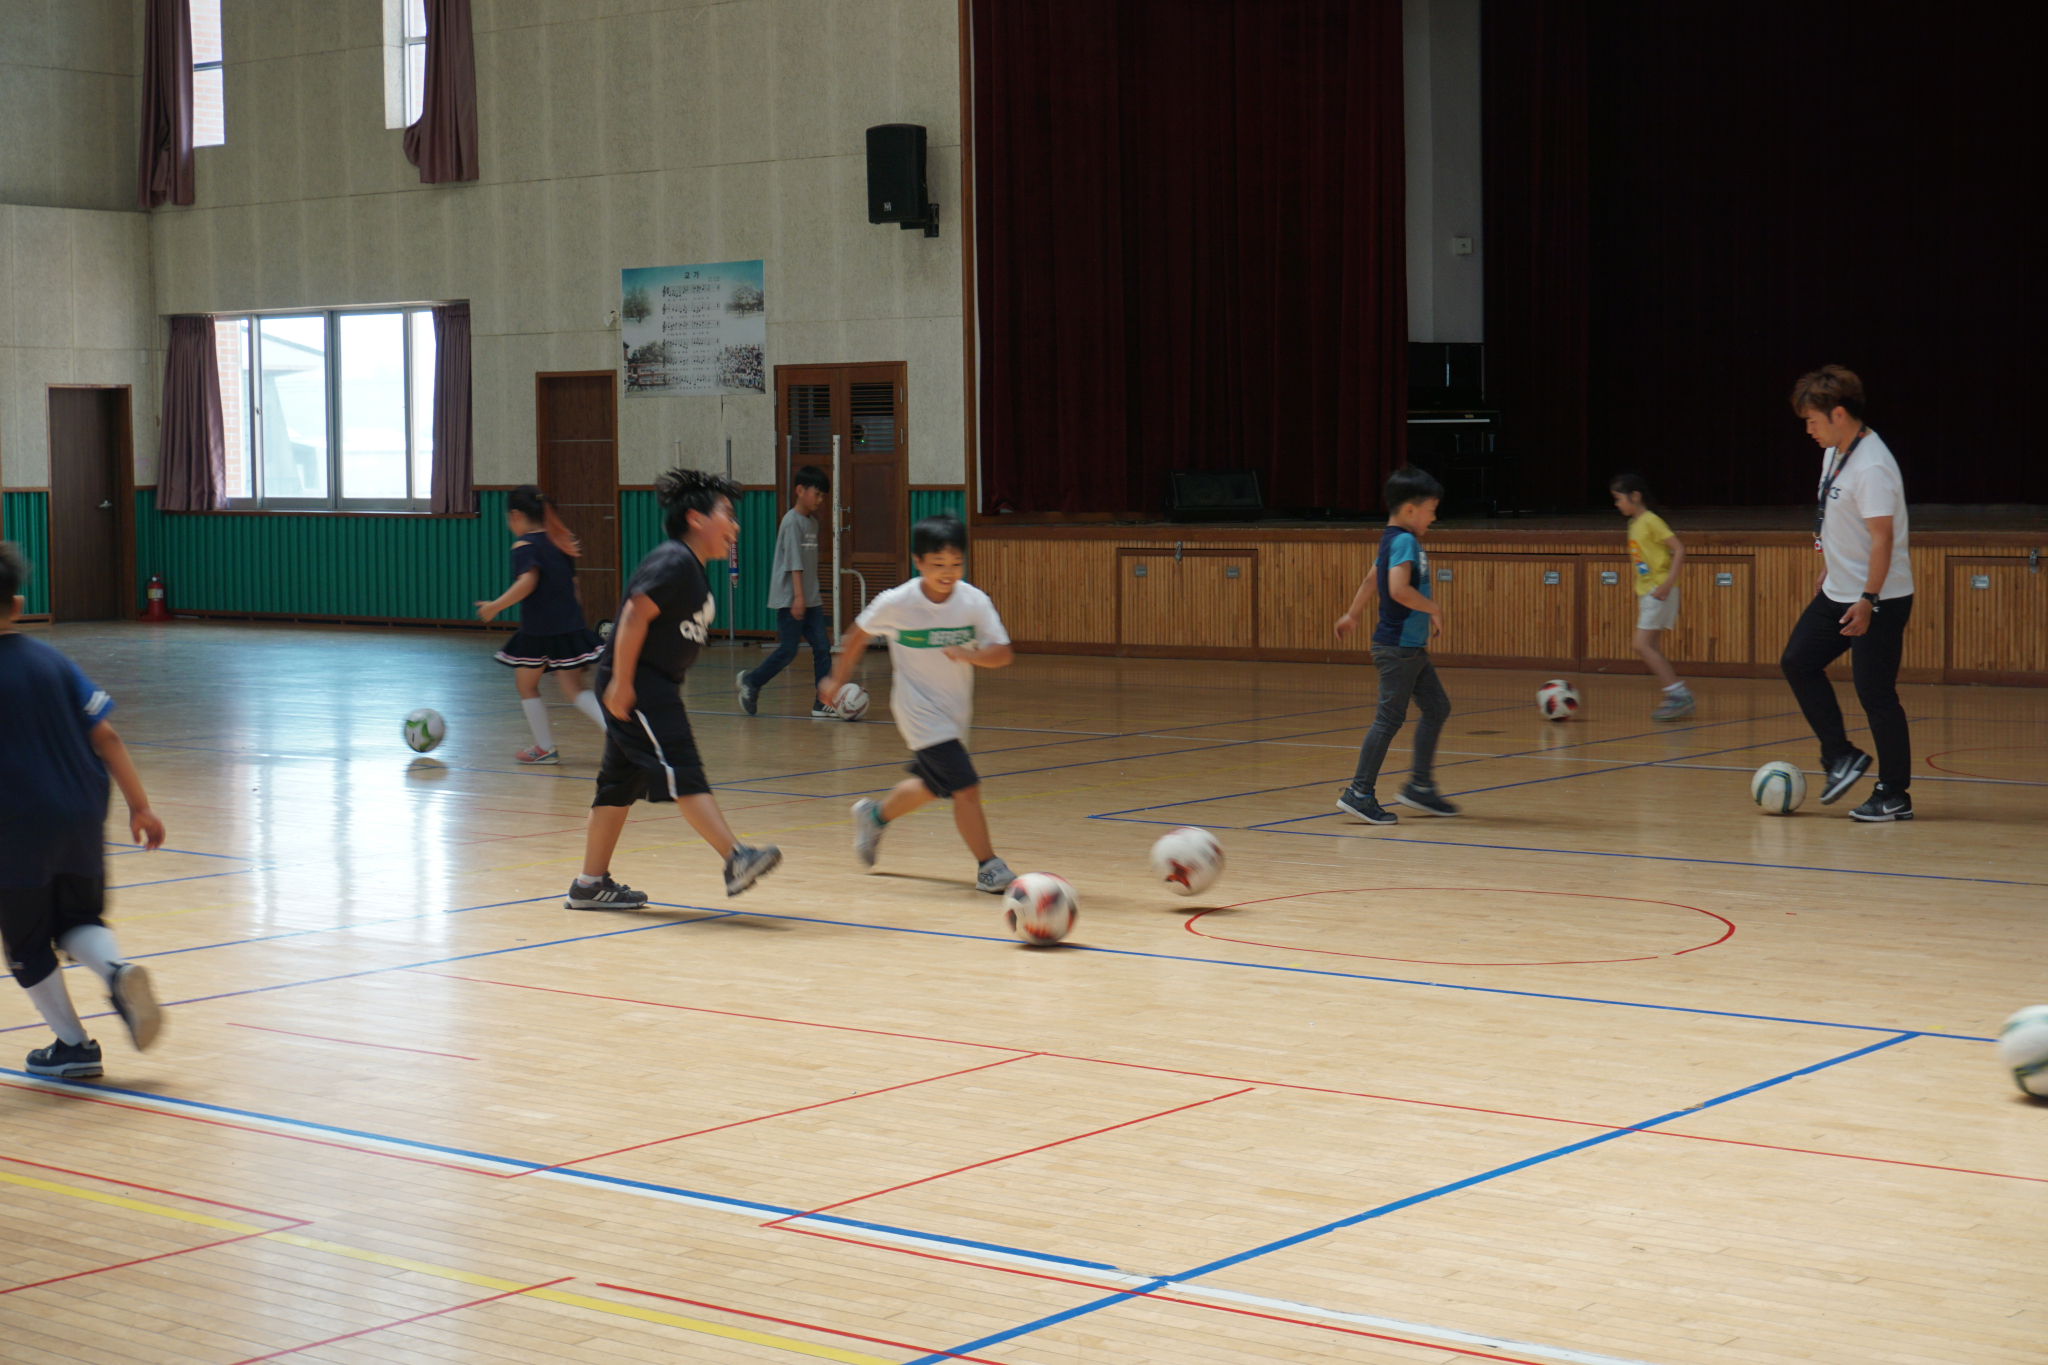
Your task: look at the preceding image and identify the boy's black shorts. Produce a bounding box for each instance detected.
[908,740,980,799]
[593,667,710,806]
[1,875,107,987]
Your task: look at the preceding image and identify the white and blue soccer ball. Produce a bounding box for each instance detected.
[1996,1005,2048,1097]
[1750,760,1806,815]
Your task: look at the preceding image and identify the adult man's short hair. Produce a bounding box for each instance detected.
[1790,365,1865,420]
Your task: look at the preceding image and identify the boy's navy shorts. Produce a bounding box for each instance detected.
[592,667,710,806]
[1,874,107,987]
[908,740,979,799]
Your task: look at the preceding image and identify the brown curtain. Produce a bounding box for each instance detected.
[157,317,227,511]
[136,0,195,209]
[428,303,473,514]
[404,0,480,184]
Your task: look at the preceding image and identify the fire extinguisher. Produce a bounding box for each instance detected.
[142,573,171,623]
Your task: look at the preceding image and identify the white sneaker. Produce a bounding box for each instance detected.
[976,858,1015,894]
[851,799,886,868]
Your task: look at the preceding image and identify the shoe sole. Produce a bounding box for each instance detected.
[1849,808,1914,823]
[565,897,649,909]
[517,755,560,765]
[1394,792,1458,817]
[976,878,1014,894]
[26,1061,102,1078]
[1820,755,1871,804]
[111,964,161,1051]
[1334,798,1397,825]
[726,846,783,896]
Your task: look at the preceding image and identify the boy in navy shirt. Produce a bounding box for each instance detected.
[1332,467,1457,825]
[0,542,165,1078]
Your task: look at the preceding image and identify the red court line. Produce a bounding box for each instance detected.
[513,1053,1039,1178]
[3,1223,310,1295]
[0,1080,504,1180]
[766,1087,1254,1227]
[225,1276,572,1363]
[433,972,2048,1185]
[226,1022,479,1061]
[597,1282,1010,1364]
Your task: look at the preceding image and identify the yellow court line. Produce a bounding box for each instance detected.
[14,1172,893,1364]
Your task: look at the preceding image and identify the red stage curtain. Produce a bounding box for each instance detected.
[972,0,1407,516]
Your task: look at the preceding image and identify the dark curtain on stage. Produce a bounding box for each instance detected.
[972,0,1408,516]
[1486,1,2046,509]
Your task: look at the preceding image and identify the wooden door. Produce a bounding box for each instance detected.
[775,362,908,615]
[1118,550,1257,648]
[536,372,619,626]
[47,387,128,621]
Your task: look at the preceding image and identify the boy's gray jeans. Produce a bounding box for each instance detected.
[1350,644,1452,792]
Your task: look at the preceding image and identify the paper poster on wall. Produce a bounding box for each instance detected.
[620,260,766,395]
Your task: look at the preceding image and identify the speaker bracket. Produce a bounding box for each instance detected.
[898,203,940,238]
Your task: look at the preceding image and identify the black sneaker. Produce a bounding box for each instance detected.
[109,962,162,1051]
[810,703,836,719]
[565,875,650,910]
[736,670,760,716]
[1335,787,1397,824]
[724,843,783,896]
[26,1038,102,1078]
[1395,782,1461,818]
[1819,750,1871,804]
[1849,785,1914,823]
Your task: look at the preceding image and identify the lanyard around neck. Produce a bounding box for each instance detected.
[1814,430,1867,548]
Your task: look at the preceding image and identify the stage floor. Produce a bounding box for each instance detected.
[2,622,2042,1365]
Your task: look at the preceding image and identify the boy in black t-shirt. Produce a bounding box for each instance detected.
[0,542,166,1078]
[567,470,783,905]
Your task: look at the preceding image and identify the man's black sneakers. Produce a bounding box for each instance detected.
[1335,787,1397,824]
[1395,782,1461,818]
[1849,785,1914,822]
[1819,750,1871,804]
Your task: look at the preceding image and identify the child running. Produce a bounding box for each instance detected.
[0,542,165,1078]
[1333,467,1457,825]
[1609,472,1694,719]
[822,516,1017,894]
[477,485,607,763]
[568,469,781,906]
[736,465,832,718]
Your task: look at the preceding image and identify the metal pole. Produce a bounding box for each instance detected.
[725,437,736,646]
[831,433,843,646]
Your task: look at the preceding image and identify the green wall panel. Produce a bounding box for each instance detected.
[908,487,967,576]
[1,491,51,615]
[619,487,777,633]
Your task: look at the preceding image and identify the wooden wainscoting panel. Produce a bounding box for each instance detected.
[1428,554,1579,664]
[1902,545,1947,676]
[1752,544,1826,677]
[1261,540,1375,653]
[976,537,1118,643]
[1948,557,2048,676]
[1663,557,1753,664]
[1118,550,1257,648]
[1583,557,1637,663]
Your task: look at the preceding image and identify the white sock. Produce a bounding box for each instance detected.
[575,873,601,887]
[571,690,605,730]
[24,974,88,1046]
[59,924,123,985]
[1664,680,1688,694]
[521,698,555,750]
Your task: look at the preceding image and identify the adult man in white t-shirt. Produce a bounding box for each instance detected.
[1780,366,1914,822]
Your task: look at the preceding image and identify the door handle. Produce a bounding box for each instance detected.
[99,501,112,509]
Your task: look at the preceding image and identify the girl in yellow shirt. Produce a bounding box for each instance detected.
[1610,474,1694,719]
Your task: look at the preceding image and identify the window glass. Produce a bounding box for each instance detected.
[191,0,225,147]
[405,0,429,125]
[339,313,410,500]
[215,318,253,499]
[410,311,437,499]
[257,317,329,500]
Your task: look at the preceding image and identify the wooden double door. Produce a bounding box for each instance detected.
[536,372,620,626]
[775,363,908,613]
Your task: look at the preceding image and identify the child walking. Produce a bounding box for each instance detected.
[0,542,165,1078]
[737,465,833,718]
[822,516,1017,894]
[568,469,782,906]
[477,485,607,763]
[1333,467,1457,825]
[1609,473,1694,719]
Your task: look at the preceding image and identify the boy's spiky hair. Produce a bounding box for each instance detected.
[1383,465,1444,511]
[0,540,28,603]
[656,467,742,539]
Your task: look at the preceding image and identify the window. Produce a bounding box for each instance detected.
[192,0,225,147]
[213,309,441,511]
[386,0,429,129]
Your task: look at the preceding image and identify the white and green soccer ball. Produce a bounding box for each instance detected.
[1751,760,1806,815]
[403,707,446,753]
[1996,1004,2048,1097]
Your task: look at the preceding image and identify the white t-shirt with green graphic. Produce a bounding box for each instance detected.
[856,579,1010,751]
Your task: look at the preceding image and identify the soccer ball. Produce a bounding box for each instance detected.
[1150,827,1224,897]
[1750,760,1806,815]
[1003,873,1077,945]
[1996,1004,2048,1097]
[403,708,445,753]
[833,682,870,721]
[1536,679,1580,721]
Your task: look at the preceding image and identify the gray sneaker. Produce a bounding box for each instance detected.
[566,875,650,910]
[1650,687,1696,720]
[109,962,162,1051]
[976,857,1015,894]
[724,843,783,896]
[736,670,759,716]
[851,799,886,868]
[25,1037,102,1079]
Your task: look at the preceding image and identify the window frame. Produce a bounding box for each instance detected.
[217,305,445,515]
[404,3,429,127]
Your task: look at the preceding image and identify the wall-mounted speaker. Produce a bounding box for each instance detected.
[866,124,939,237]
[1167,469,1264,522]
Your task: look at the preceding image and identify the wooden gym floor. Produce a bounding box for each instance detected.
[2,622,2043,1365]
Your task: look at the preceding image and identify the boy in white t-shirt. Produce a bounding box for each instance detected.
[820,516,1018,893]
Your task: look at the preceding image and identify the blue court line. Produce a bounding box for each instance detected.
[108,895,567,963]
[103,842,256,863]
[903,1031,1920,1365]
[109,868,257,891]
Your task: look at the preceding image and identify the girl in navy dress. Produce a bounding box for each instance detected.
[477,486,607,763]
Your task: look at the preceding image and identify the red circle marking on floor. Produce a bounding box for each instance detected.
[1924,745,2041,780]
[1184,887,1735,967]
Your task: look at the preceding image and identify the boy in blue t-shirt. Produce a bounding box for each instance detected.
[0,542,167,1078]
[1332,467,1456,824]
